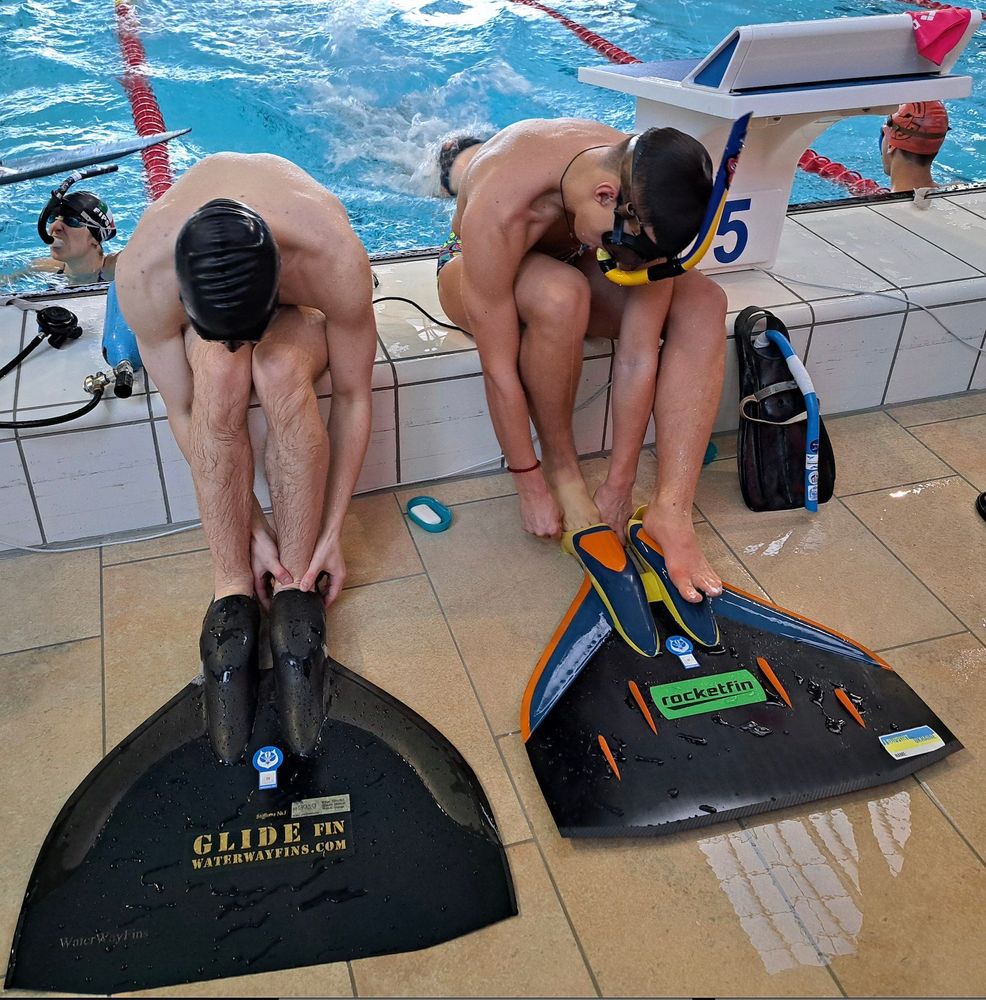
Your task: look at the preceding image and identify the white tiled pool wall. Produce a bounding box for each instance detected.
[2,190,985,549]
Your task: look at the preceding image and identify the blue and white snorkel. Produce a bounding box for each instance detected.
[752,326,821,513]
[597,112,752,286]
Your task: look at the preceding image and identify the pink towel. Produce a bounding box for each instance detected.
[908,8,973,66]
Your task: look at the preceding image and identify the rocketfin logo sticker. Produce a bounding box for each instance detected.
[650,669,766,720]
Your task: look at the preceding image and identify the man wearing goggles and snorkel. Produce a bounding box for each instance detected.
[437,116,747,605]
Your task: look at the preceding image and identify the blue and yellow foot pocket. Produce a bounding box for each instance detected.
[626,506,720,649]
[561,524,658,658]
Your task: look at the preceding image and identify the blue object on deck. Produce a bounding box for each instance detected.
[763,327,820,512]
[406,495,453,532]
[101,281,142,398]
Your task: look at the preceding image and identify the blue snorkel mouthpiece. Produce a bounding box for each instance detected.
[600,113,752,286]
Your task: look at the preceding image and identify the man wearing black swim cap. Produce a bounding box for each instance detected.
[116,153,377,761]
[437,119,726,605]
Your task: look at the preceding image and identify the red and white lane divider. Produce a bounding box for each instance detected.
[507,0,889,197]
[114,0,175,200]
[798,150,888,197]
[507,0,640,64]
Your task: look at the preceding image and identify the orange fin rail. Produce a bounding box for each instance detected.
[628,681,658,735]
[756,656,792,708]
[834,687,867,728]
[597,734,622,780]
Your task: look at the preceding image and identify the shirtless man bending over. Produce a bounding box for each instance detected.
[116,153,377,762]
[436,119,726,604]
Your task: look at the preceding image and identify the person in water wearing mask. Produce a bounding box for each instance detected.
[115,152,377,763]
[1,190,119,288]
[436,119,727,605]
[880,101,951,192]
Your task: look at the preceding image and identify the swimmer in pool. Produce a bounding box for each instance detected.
[880,101,951,193]
[1,190,119,288]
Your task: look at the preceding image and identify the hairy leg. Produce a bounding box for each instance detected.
[252,307,331,588]
[643,270,727,601]
[513,253,599,531]
[184,332,256,598]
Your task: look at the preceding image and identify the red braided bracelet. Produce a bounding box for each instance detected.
[506,458,541,474]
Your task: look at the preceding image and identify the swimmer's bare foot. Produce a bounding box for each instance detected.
[593,479,634,544]
[641,504,722,603]
[552,476,601,534]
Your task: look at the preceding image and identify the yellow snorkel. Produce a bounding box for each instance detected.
[600,112,752,286]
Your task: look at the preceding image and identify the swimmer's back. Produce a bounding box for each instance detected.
[118,152,354,334]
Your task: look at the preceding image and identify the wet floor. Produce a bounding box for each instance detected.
[2,392,986,997]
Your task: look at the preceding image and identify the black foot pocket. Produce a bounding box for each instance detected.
[200,594,261,764]
[270,589,329,755]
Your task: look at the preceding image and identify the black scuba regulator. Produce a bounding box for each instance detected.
[36,306,83,348]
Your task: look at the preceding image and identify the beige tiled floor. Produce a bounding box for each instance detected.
[2,391,985,998]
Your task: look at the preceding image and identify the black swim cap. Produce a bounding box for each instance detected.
[38,190,117,245]
[175,199,280,343]
[632,128,713,259]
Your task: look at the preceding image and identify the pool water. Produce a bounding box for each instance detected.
[1,0,983,292]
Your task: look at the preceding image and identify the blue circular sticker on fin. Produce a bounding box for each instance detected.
[666,635,700,669]
[666,636,693,656]
[252,746,284,788]
[253,746,283,771]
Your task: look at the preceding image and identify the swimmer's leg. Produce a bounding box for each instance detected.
[513,253,599,531]
[184,333,256,599]
[269,588,330,756]
[251,306,330,585]
[200,593,261,764]
[643,269,727,601]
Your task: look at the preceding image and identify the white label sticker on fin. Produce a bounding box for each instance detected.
[292,794,351,819]
[879,725,945,760]
[409,503,442,525]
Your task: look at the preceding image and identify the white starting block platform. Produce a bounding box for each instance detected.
[581,11,981,271]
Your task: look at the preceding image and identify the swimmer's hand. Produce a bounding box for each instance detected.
[299,532,347,609]
[593,480,634,544]
[515,474,563,540]
[251,521,292,611]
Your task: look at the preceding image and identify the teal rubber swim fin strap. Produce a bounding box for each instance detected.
[626,510,720,649]
[562,524,658,657]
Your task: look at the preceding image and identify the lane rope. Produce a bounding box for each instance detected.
[114,0,175,200]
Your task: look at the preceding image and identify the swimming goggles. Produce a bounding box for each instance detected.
[599,135,672,271]
[597,112,752,286]
[44,211,88,230]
